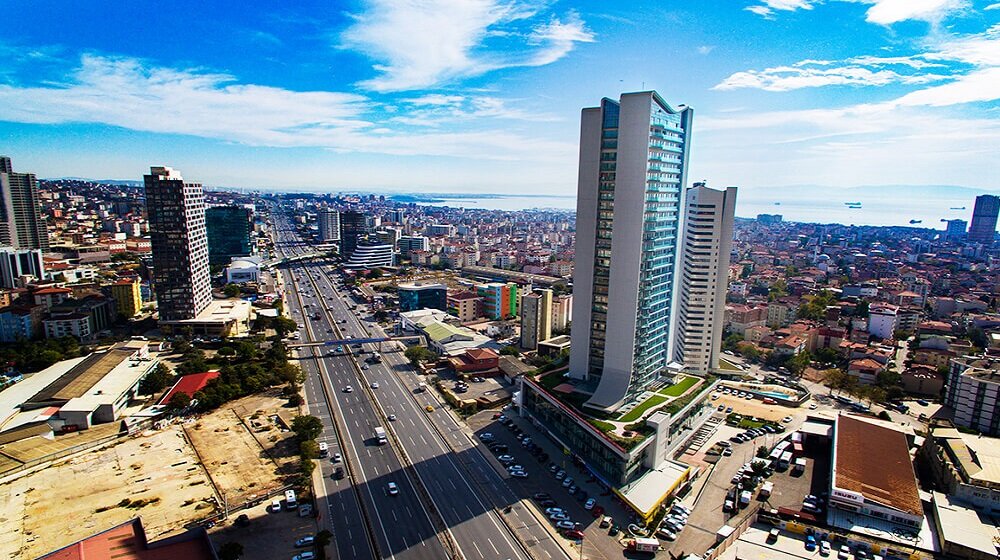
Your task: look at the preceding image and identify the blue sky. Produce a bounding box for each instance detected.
[1,0,999,195]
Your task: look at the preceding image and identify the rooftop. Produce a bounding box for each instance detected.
[833,414,922,517]
[931,491,1000,557]
[932,427,1000,487]
[25,340,150,408]
[38,518,216,560]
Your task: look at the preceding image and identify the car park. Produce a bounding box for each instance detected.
[295,536,315,547]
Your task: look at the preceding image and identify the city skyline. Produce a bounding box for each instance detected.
[1,1,999,195]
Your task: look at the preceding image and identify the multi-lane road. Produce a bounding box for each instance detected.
[271,210,567,560]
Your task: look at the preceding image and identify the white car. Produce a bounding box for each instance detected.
[562,477,574,488]
[387,482,399,495]
[545,507,565,515]
[782,416,793,423]
[549,512,570,522]
[344,386,353,393]
[371,381,379,389]
[510,470,528,478]
[555,520,576,530]
[584,498,596,510]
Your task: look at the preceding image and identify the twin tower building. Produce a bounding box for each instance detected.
[568,91,735,412]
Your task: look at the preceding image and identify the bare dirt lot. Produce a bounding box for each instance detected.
[0,427,217,559]
[0,392,301,559]
[184,392,299,506]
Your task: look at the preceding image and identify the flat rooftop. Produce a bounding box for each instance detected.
[24,341,148,409]
[834,414,921,517]
[933,427,1000,487]
[931,492,999,557]
[616,460,690,518]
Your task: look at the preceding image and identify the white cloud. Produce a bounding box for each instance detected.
[0,54,573,161]
[887,66,1000,106]
[340,0,593,92]
[745,5,776,17]
[697,45,716,55]
[714,64,948,91]
[863,0,969,24]
[986,2,1000,10]
[745,0,814,17]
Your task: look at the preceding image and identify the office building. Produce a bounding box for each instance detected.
[568,91,693,411]
[944,219,967,241]
[144,166,212,321]
[341,241,393,270]
[110,276,143,318]
[398,282,447,312]
[205,205,253,264]
[376,227,400,247]
[477,282,518,320]
[923,426,1000,516]
[398,235,429,259]
[339,210,368,258]
[968,195,999,245]
[673,184,736,374]
[318,209,340,243]
[0,247,44,288]
[0,156,49,250]
[520,289,553,350]
[945,355,1000,436]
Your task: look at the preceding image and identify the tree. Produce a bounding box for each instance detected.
[167,392,191,410]
[404,346,436,366]
[216,346,237,359]
[273,316,298,338]
[500,345,520,356]
[172,338,191,354]
[787,351,812,376]
[291,415,323,441]
[218,542,244,560]
[315,529,333,549]
[139,363,172,395]
[768,279,788,301]
[723,333,742,353]
[223,283,241,298]
[854,300,870,318]
[756,445,769,458]
[300,439,319,460]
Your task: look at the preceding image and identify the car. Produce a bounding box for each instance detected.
[564,529,586,540]
[534,492,552,501]
[521,437,532,446]
[496,414,507,421]
[425,405,434,412]
[293,553,316,560]
[656,528,677,541]
[717,404,725,411]
[498,454,515,464]
[555,520,576,530]
[745,393,754,400]
[917,399,929,406]
[332,452,342,463]
[333,466,345,479]
[782,416,793,423]
[562,477,574,488]
[712,393,720,400]
[370,381,379,389]
[726,406,734,413]
[608,525,620,536]
[539,498,556,507]
[805,535,817,551]
[235,514,250,527]
[722,447,734,456]
[387,482,399,495]
[344,385,353,393]
[549,512,570,522]
[555,470,566,480]
[838,545,851,560]
[591,505,605,517]
[295,536,315,547]
[480,432,494,441]
[567,485,578,494]
[820,540,831,556]
[585,498,596,510]
[388,414,397,421]
[507,464,524,472]
[545,507,565,515]
[361,364,369,370]
[511,470,528,478]
[809,403,819,410]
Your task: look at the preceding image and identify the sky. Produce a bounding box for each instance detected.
[1,0,999,196]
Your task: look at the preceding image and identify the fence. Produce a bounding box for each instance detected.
[703,504,762,560]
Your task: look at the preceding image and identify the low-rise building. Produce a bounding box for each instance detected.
[158,298,253,337]
[0,304,45,341]
[224,256,261,284]
[448,348,500,375]
[398,282,447,312]
[829,414,923,532]
[922,426,1000,516]
[110,276,142,318]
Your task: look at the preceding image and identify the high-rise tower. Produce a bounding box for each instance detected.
[568,91,693,411]
[673,184,737,374]
[318,209,341,243]
[968,195,999,245]
[339,210,368,258]
[0,156,49,250]
[145,166,212,321]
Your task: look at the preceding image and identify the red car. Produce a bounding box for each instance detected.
[492,413,503,420]
[563,529,585,540]
[591,505,605,518]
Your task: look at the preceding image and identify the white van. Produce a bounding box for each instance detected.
[285,489,298,510]
[270,498,282,512]
[318,442,329,458]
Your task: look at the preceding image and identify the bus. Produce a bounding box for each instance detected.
[284,489,298,510]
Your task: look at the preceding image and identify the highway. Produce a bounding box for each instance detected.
[272,207,567,560]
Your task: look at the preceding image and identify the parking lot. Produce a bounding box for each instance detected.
[465,409,635,560]
[208,497,317,559]
[667,419,822,555]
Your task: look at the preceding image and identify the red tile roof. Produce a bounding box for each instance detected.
[834,415,921,516]
[38,518,216,560]
[161,371,220,404]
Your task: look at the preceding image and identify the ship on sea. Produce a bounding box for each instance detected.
[910,220,922,224]
[950,206,966,210]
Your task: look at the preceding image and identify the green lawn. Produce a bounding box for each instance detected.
[658,376,699,397]
[588,419,616,433]
[618,394,668,423]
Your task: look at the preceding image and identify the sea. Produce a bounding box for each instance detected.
[405,189,988,228]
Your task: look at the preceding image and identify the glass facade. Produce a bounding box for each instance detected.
[205,206,253,264]
[398,284,447,312]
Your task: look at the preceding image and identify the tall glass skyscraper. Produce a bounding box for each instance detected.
[568,91,693,412]
[205,205,253,264]
[968,194,999,245]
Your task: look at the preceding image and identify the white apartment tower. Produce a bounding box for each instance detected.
[568,91,693,412]
[673,184,737,374]
[144,166,212,321]
[318,209,340,243]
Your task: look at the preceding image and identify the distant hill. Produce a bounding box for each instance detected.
[740,184,999,199]
[44,177,143,187]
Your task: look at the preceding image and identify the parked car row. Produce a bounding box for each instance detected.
[533,494,586,540]
[655,503,691,541]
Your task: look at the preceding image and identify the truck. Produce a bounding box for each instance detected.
[627,537,659,552]
[778,451,793,470]
[793,457,807,474]
[760,481,773,498]
[374,427,387,445]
